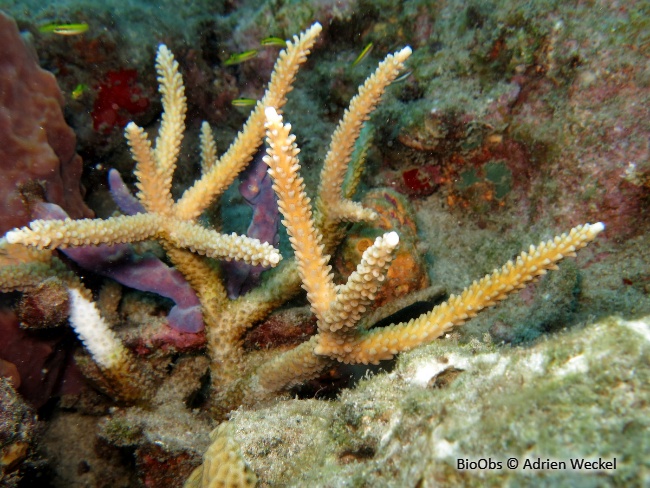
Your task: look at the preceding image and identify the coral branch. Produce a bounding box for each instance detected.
[264,107,336,322]
[67,287,152,402]
[316,47,412,242]
[154,44,187,188]
[6,213,162,249]
[125,122,170,215]
[334,223,605,364]
[321,231,400,335]
[67,287,130,371]
[175,23,323,221]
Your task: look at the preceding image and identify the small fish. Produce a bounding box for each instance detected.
[261,37,287,47]
[352,42,373,67]
[393,70,412,83]
[38,22,89,36]
[224,49,258,66]
[71,83,88,100]
[231,98,258,107]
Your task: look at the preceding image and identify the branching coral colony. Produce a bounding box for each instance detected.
[1,23,604,485]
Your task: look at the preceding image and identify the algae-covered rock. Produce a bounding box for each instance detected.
[0,378,38,488]
[227,315,650,486]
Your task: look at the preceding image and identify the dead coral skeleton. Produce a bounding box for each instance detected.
[1,23,605,486]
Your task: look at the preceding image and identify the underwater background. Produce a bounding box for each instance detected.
[0,0,649,486]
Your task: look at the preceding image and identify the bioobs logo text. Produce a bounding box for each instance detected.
[457,458,502,470]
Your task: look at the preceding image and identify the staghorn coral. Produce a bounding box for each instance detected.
[222,149,280,299]
[33,200,204,333]
[3,22,417,408]
[225,108,603,399]
[0,22,606,487]
[4,42,281,269]
[3,25,326,401]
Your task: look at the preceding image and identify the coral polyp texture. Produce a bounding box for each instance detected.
[0,22,607,488]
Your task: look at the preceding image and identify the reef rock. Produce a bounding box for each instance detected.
[224,314,650,485]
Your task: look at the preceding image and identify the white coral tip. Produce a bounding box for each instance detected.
[265,106,281,124]
[385,231,400,247]
[68,288,126,370]
[5,230,20,244]
[591,222,605,233]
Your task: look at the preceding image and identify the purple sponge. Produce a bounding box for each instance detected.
[33,201,204,333]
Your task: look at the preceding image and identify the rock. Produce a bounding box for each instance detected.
[225,314,650,485]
